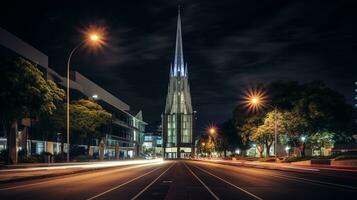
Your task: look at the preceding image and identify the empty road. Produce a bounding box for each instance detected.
[0,160,356,200]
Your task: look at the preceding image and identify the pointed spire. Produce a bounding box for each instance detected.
[185,63,188,76]
[170,63,173,77]
[174,5,184,76]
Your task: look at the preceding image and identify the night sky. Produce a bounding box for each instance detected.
[1,0,357,133]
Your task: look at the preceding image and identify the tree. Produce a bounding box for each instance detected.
[309,131,335,156]
[251,111,285,157]
[0,58,64,164]
[265,81,355,156]
[50,99,112,157]
[197,135,215,156]
[217,119,242,157]
[237,115,264,156]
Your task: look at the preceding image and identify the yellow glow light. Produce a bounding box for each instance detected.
[90,34,99,42]
[242,88,267,113]
[80,25,108,51]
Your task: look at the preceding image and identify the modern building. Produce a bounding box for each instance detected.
[0,27,147,160]
[162,9,194,159]
[142,132,162,156]
[68,72,147,159]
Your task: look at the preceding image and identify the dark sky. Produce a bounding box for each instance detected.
[1,0,357,133]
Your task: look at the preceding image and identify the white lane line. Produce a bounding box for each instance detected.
[0,163,160,191]
[269,174,357,191]
[183,162,220,200]
[130,162,175,200]
[191,162,263,200]
[86,164,169,200]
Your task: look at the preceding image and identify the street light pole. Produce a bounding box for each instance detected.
[66,42,84,163]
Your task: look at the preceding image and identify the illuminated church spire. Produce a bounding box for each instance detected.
[163,6,194,159]
[173,6,185,77]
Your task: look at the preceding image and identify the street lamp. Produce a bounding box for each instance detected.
[285,146,290,157]
[207,126,218,156]
[92,94,99,100]
[245,91,279,161]
[300,136,306,142]
[66,30,104,162]
[209,127,216,135]
[300,136,307,157]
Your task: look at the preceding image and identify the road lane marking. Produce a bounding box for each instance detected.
[183,162,220,200]
[0,163,160,191]
[130,162,175,200]
[190,162,263,200]
[86,163,170,200]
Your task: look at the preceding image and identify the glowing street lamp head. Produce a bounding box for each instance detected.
[301,136,306,142]
[251,97,260,105]
[206,124,217,136]
[92,94,98,99]
[89,33,100,42]
[242,88,267,113]
[81,25,107,50]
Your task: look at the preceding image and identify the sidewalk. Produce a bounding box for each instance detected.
[196,158,357,173]
[0,159,163,183]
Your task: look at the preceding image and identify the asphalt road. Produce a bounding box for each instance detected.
[0,160,356,200]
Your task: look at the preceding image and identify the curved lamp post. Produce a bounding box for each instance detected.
[66,32,103,162]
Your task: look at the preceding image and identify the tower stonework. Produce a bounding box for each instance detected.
[162,8,193,159]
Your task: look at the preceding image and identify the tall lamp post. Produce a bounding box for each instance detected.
[208,127,217,157]
[66,32,104,162]
[246,95,279,161]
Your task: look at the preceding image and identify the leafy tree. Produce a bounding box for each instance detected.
[309,131,335,156]
[0,58,64,164]
[197,135,215,156]
[251,111,285,157]
[50,99,112,157]
[279,111,309,156]
[265,81,354,156]
[217,119,242,157]
[234,80,355,158]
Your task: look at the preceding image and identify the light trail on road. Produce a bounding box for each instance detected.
[0,159,164,172]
